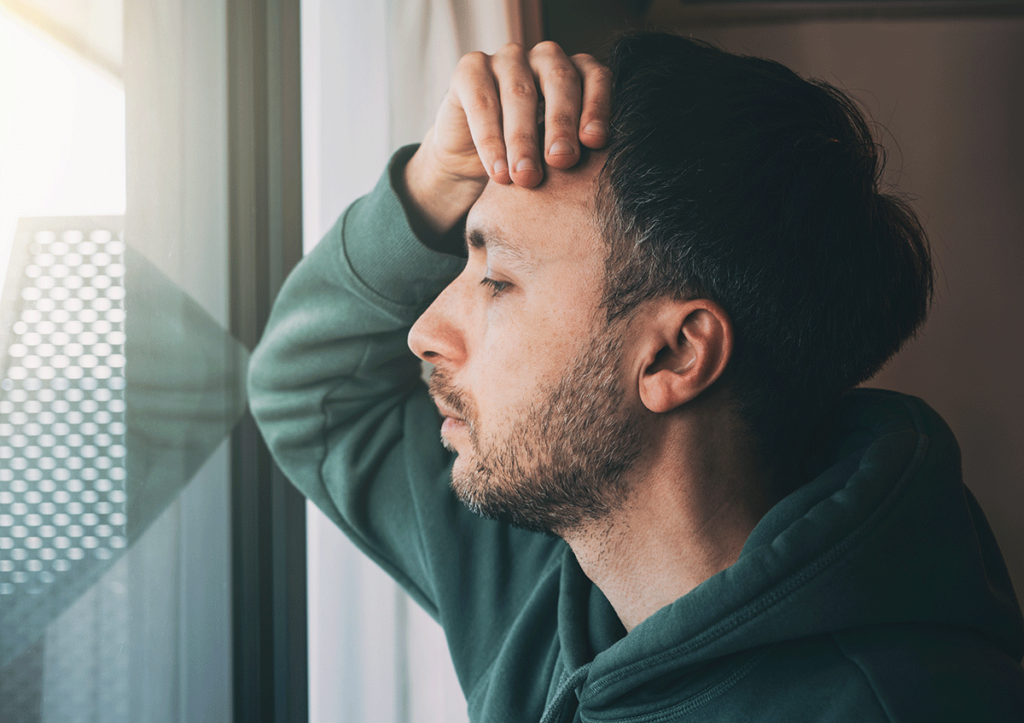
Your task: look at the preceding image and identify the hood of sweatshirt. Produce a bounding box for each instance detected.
[545,389,1023,721]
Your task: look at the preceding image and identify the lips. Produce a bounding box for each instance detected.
[433,399,464,423]
[428,369,473,445]
[435,401,469,436]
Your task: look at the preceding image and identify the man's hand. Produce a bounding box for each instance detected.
[403,41,611,235]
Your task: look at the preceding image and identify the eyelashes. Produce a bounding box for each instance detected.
[480,277,511,296]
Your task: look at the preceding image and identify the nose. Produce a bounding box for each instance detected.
[408,280,467,365]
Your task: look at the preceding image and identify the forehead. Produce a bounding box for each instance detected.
[466,152,606,260]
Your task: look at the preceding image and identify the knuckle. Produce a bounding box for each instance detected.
[547,64,581,86]
[477,135,505,154]
[531,40,563,57]
[548,109,581,132]
[497,42,525,56]
[505,80,537,101]
[466,93,498,115]
[588,64,612,84]
[508,130,538,147]
[548,111,578,133]
[586,92,611,115]
[456,50,489,71]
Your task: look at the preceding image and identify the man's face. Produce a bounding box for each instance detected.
[407,156,649,535]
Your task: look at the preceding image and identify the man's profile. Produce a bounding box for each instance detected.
[249,33,1023,722]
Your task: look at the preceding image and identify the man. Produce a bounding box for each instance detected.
[249,34,1023,721]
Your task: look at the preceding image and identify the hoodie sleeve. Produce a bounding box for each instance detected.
[246,146,564,687]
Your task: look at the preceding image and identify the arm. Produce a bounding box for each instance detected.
[248,41,610,684]
[248,147,469,609]
[249,147,566,688]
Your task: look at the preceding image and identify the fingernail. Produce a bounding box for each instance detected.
[493,159,508,175]
[516,159,538,173]
[549,140,575,157]
[584,121,607,137]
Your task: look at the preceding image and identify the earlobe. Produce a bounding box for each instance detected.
[638,300,733,414]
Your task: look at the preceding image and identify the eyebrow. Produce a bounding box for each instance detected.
[465,227,533,267]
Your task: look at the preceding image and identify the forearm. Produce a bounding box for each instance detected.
[248,146,465,543]
[400,137,485,240]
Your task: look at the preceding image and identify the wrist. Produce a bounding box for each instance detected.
[401,141,486,237]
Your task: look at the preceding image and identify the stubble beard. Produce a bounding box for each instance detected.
[428,325,648,537]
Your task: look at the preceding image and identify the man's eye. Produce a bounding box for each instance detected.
[480,277,511,296]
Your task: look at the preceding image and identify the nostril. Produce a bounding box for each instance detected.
[408,316,445,364]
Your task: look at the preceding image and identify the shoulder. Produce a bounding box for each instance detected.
[702,630,1023,723]
[828,625,1024,723]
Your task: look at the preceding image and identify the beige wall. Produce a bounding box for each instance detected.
[550,12,1024,598]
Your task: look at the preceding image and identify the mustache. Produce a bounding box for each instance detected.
[428,367,472,420]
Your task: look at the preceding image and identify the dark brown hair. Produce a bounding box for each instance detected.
[597,33,934,460]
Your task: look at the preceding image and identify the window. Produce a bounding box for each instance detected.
[0,2,305,721]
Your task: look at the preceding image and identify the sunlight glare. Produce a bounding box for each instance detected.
[0,9,125,294]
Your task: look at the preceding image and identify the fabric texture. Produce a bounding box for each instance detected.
[248,147,1024,722]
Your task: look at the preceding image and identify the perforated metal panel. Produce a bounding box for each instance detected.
[0,226,127,597]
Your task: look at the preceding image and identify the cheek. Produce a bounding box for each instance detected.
[465,337,527,428]
[466,316,583,429]
[461,263,606,424]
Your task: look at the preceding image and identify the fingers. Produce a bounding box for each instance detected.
[570,53,612,150]
[447,52,510,184]
[529,41,583,170]
[492,44,543,187]
[443,42,610,189]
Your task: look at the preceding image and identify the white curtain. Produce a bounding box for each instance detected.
[300,2,530,721]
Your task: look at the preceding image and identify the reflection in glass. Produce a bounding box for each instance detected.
[0,2,244,719]
[0,213,249,686]
[0,220,127,667]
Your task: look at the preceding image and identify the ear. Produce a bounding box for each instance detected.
[636,299,733,414]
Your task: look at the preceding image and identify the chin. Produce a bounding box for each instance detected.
[446,443,479,481]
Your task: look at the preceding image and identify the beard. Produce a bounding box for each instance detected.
[428,324,648,537]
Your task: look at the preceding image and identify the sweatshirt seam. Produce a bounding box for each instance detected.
[314,361,440,616]
[337,199,435,320]
[831,633,896,723]
[586,393,930,698]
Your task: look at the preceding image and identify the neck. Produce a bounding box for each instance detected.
[562,412,781,632]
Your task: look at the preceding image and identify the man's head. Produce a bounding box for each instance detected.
[411,154,651,535]
[597,33,933,460]
[409,33,933,534]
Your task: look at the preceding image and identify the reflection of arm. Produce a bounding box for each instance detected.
[248,148,564,683]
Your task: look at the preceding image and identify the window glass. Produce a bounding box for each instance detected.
[0,3,243,721]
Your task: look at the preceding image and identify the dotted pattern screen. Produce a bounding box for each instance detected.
[0,226,128,597]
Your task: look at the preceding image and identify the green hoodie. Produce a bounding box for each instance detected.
[248,147,1024,722]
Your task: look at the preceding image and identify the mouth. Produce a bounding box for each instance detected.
[433,400,468,432]
[432,399,461,421]
[428,368,473,448]
[441,415,468,435]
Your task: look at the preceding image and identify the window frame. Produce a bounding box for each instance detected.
[227,1,307,722]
